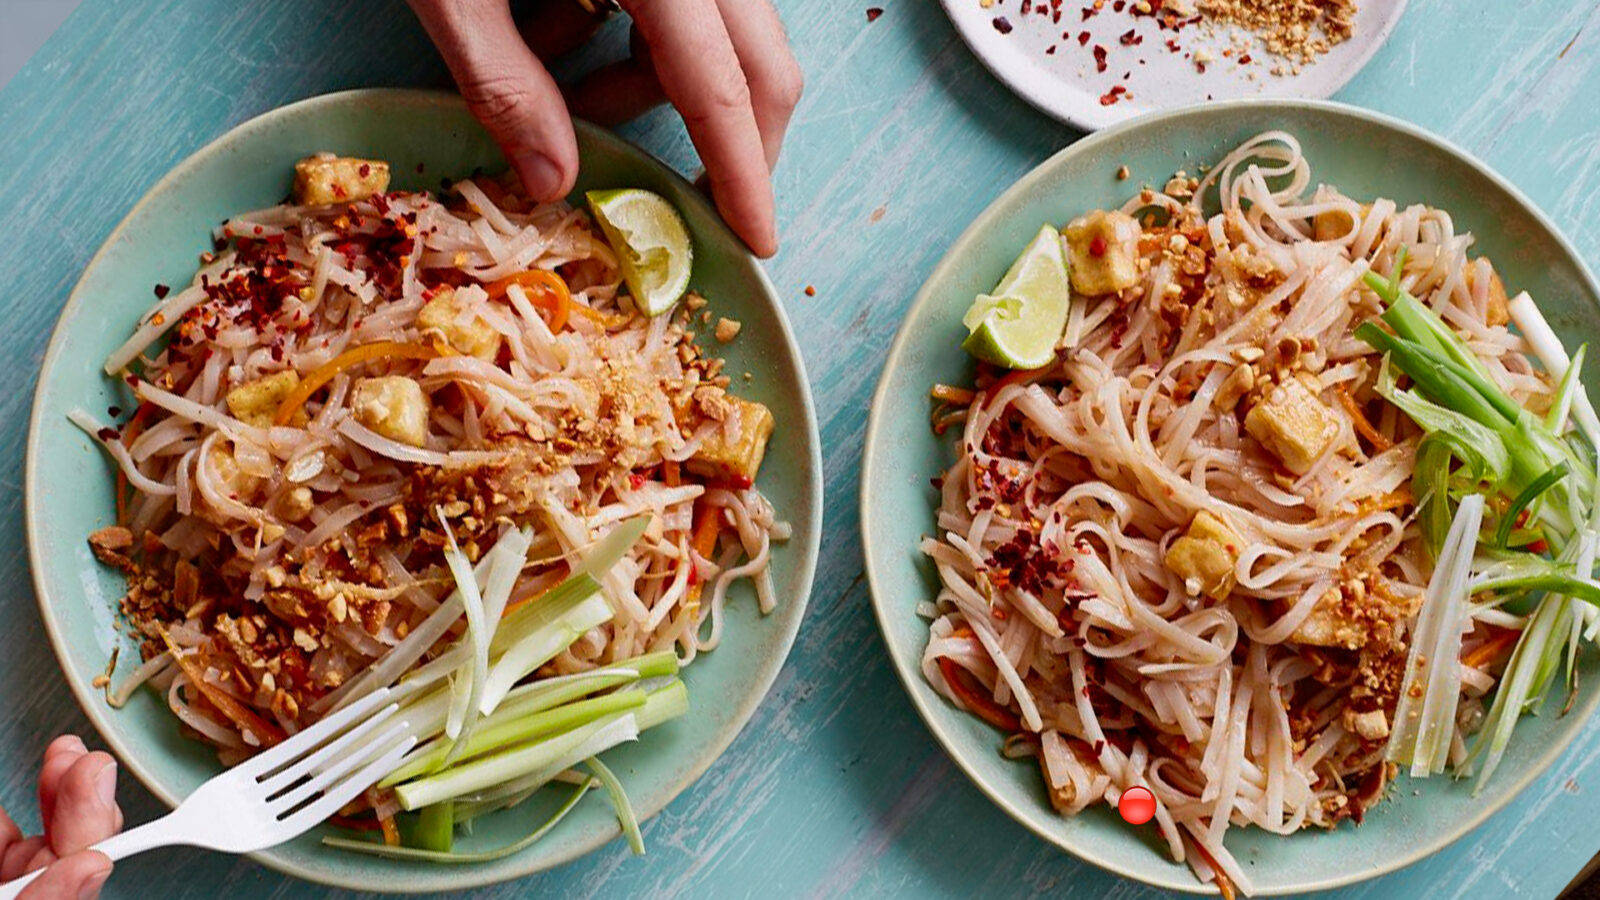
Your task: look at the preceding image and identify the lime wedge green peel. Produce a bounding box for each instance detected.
[961,224,1072,369]
[586,189,693,316]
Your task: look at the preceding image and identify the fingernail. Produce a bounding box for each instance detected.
[514,151,565,201]
[79,864,111,900]
[60,735,86,755]
[94,761,117,810]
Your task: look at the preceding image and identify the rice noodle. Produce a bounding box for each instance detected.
[81,164,785,778]
[920,133,1562,893]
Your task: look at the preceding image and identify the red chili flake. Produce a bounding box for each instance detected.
[96,427,118,442]
[252,225,264,236]
[1118,29,1142,46]
[1093,44,1108,71]
[1528,539,1551,554]
[1046,44,1057,54]
[1239,53,1252,64]
[153,283,170,299]
[1021,0,1032,12]
[866,6,883,21]
[1089,235,1108,256]
[804,285,817,297]
[1113,0,1125,9]
[629,472,647,490]
[1166,39,1181,51]
[992,15,1013,33]
[107,406,122,418]
[1077,30,1090,45]
[358,163,371,177]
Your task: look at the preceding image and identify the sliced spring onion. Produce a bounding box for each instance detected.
[1510,292,1600,447]
[479,591,614,715]
[573,515,651,580]
[436,510,490,747]
[400,801,455,853]
[1472,557,1600,607]
[1386,494,1483,775]
[448,682,688,812]
[383,689,648,787]
[325,777,594,862]
[1546,344,1588,434]
[395,713,640,811]
[1495,462,1569,549]
[585,757,644,855]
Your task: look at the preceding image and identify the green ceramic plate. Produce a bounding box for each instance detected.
[25,89,821,893]
[861,100,1600,895]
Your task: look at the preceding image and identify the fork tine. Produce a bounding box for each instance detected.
[235,686,394,782]
[259,703,401,794]
[276,735,417,832]
[268,719,409,813]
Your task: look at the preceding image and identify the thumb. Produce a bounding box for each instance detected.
[17,851,111,900]
[409,0,579,201]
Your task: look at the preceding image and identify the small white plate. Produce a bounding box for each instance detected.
[940,0,1408,130]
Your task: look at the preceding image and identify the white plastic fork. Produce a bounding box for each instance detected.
[0,686,414,899]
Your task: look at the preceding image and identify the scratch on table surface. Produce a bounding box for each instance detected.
[806,751,951,899]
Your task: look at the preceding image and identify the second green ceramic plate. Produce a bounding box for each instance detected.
[26,89,821,893]
[861,100,1600,895]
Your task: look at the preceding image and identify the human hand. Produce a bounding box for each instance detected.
[408,0,803,257]
[0,737,122,899]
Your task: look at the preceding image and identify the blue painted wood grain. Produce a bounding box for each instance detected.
[1,0,1598,896]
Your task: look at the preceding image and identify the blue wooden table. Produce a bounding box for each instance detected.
[2,1,1598,897]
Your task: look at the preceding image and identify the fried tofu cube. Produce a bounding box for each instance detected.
[1464,259,1511,327]
[352,376,430,447]
[417,287,500,360]
[226,370,303,428]
[1165,511,1242,600]
[687,397,775,484]
[292,153,390,206]
[1063,210,1141,296]
[1245,376,1338,475]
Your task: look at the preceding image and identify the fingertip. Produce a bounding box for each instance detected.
[511,149,577,203]
[46,736,87,760]
[46,753,121,856]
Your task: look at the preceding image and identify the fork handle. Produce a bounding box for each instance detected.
[0,817,176,899]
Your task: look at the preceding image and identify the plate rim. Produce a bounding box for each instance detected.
[934,0,1410,131]
[860,96,1600,895]
[24,87,823,893]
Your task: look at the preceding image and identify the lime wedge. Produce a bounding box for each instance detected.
[586,189,694,316]
[960,224,1071,369]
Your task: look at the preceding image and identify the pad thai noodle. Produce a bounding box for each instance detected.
[78,154,786,830]
[924,132,1600,895]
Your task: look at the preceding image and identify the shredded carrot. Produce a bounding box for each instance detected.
[937,657,1022,732]
[1188,837,1237,900]
[1463,627,1522,669]
[114,469,129,526]
[931,384,976,405]
[485,270,574,332]
[684,501,723,607]
[272,340,440,426]
[662,460,682,487]
[1336,386,1392,451]
[160,630,287,748]
[379,811,401,847]
[986,365,1049,398]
